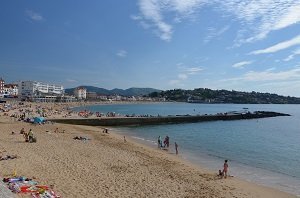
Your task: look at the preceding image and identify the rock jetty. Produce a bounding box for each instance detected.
[50,111,290,126]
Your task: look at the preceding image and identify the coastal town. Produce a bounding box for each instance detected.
[2,77,300,105]
[0,77,160,103]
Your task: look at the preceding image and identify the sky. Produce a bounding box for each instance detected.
[1,0,300,97]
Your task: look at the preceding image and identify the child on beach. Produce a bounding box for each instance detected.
[218,170,223,178]
[223,160,228,178]
[20,128,25,134]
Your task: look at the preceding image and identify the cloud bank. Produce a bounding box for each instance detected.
[134,0,300,43]
[250,35,300,55]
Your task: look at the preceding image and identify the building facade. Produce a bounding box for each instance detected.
[18,81,64,99]
[86,92,97,100]
[4,84,18,96]
[0,78,4,95]
[74,87,87,100]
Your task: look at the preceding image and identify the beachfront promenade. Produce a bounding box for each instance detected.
[51,111,290,126]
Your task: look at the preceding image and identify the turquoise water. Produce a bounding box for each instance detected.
[74,103,300,196]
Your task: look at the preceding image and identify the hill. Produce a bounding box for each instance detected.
[147,88,300,104]
[65,86,161,96]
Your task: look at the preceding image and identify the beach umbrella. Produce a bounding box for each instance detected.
[33,117,45,124]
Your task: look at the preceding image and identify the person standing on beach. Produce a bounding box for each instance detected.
[223,160,229,178]
[28,129,34,143]
[175,142,178,155]
[158,136,161,148]
[166,135,169,148]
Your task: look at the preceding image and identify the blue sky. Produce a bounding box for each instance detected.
[1,0,300,96]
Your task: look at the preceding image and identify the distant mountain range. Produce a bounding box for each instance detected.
[65,86,161,96]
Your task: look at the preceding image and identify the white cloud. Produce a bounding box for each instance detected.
[169,66,203,86]
[223,67,300,82]
[130,15,142,20]
[219,0,300,43]
[250,35,300,55]
[232,61,252,68]
[185,67,203,74]
[25,10,44,21]
[273,4,300,30]
[116,50,127,57]
[204,25,230,43]
[137,0,173,41]
[134,0,300,43]
[283,48,300,61]
[135,0,206,41]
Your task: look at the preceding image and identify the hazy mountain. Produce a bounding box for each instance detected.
[65,86,161,96]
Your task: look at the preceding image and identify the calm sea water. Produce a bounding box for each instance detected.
[74,103,300,196]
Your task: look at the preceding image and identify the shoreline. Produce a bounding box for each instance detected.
[0,102,297,197]
[114,128,300,197]
[108,127,298,197]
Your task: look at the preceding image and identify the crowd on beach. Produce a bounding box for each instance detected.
[0,100,236,198]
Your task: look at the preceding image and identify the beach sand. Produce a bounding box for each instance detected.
[0,102,296,198]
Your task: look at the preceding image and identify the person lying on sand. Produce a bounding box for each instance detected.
[0,154,18,161]
[73,136,90,141]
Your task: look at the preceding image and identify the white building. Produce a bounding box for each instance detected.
[18,81,64,99]
[4,84,18,96]
[74,87,87,100]
[0,78,4,95]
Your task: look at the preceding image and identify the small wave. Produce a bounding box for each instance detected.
[131,136,145,141]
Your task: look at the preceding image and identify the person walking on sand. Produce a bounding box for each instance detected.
[157,136,161,148]
[223,160,229,178]
[175,142,178,155]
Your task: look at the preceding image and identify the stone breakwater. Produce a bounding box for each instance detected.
[50,111,290,126]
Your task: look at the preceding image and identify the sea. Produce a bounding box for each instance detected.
[73,103,300,196]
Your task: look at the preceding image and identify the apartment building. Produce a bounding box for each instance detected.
[4,84,18,96]
[18,81,64,99]
[0,78,4,95]
[74,87,87,100]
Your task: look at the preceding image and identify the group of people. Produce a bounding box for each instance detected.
[218,160,229,179]
[157,135,170,148]
[20,128,36,143]
[157,135,179,155]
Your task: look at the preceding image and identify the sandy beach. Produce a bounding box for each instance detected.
[0,102,297,198]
